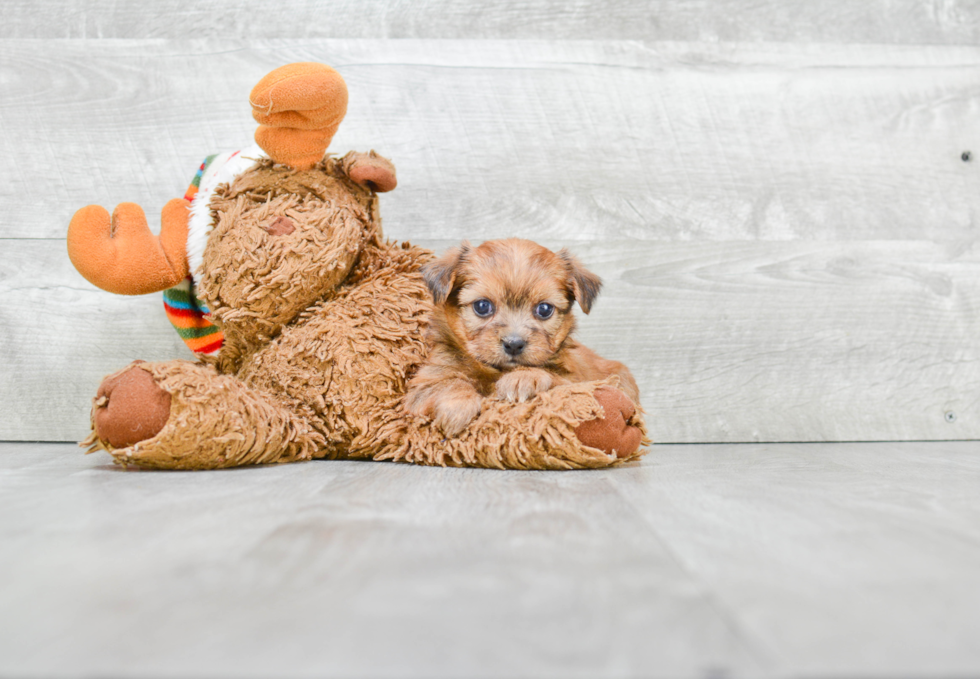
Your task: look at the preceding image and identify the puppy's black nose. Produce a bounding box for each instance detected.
[502,336,526,356]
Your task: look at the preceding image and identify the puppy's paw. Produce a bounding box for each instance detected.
[495,369,555,403]
[433,392,483,437]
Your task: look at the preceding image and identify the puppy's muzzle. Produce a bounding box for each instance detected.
[502,336,526,357]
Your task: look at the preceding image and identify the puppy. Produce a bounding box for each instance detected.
[405,238,640,436]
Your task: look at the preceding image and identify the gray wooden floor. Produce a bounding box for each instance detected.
[2,440,979,678]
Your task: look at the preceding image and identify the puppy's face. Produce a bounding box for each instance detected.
[423,239,601,371]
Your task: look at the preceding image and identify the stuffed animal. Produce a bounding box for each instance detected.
[66,62,648,470]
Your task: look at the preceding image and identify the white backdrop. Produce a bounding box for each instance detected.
[1,3,978,442]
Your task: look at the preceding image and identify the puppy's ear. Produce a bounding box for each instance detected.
[558,249,602,314]
[423,242,470,305]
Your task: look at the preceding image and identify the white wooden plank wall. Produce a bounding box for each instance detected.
[1,7,979,443]
[3,1,979,44]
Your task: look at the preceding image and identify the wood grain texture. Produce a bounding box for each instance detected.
[0,443,763,678]
[1,40,977,241]
[3,0,979,44]
[610,441,980,676]
[3,238,977,442]
[0,240,193,441]
[3,39,979,442]
[2,441,980,677]
[571,238,980,443]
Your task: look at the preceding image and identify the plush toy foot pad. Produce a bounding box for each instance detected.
[93,363,171,449]
[574,386,642,458]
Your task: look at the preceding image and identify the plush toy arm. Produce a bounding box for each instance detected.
[379,380,649,470]
[574,386,644,457]
[67,199,190,295]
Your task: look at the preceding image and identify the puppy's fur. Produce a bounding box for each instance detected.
[405,238,639,436]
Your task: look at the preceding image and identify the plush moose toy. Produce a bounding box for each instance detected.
[66,62,647,470]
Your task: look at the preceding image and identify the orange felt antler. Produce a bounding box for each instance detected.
[250,62,349,170]
[67,199,190,295]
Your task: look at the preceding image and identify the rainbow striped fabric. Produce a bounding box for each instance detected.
[163,276,224,355]
[184,154,219,203]
[163,155,224,356]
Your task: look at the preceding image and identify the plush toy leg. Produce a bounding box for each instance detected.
[235,248,435,457]
[376,381,649,470]
[83,361,325,470]
[92,361,172,448]
[574,386,644,458]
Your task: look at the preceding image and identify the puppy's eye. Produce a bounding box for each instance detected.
[472,299,495,318]
[534,302,555,320]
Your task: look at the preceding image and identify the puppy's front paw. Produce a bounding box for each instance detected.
[495,369,555,403]
[433,392,483,437]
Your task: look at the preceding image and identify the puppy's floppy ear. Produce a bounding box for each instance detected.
[558,248,602,314]
[422,241,470,305]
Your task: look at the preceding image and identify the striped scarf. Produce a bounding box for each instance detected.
[163,154,223,355]
[164,146,268,356]
[163,276,223,355]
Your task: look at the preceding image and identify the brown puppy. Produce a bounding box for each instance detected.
[405,238,640,436]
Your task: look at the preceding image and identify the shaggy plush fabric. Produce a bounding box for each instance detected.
[85,360,323,469]
[196,156,385,372]
[82,157,648,470]
[377,379,647,470]
[73,61,648,471]
[187,146,268,284]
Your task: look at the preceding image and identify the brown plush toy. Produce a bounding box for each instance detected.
[66,62,648,470]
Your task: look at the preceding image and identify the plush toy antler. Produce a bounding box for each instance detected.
[251,63,396,190]
[67,62,365,295]
[250,62,349,171]
[67,199,190,295]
